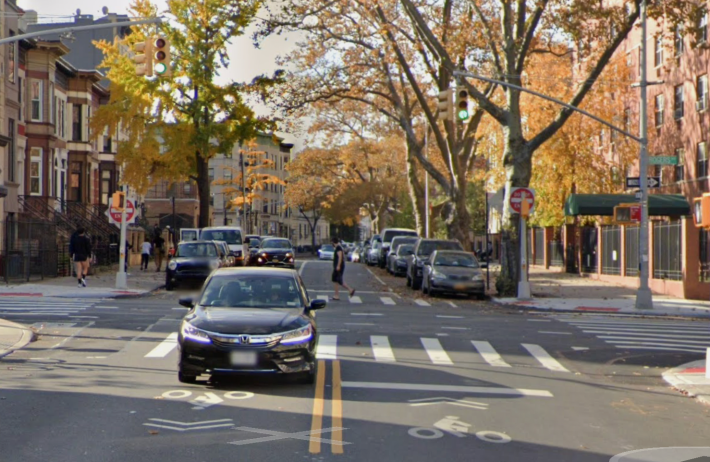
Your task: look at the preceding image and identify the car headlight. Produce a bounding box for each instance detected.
[285,252,293,258]
[209,260,220,270]
[432,270,447,279]
[233,250,242,257]
[168,261,178,271]
[181,322,212,344]
[261,252,268,258]
[280,325,313,345]
[472,274,483,281]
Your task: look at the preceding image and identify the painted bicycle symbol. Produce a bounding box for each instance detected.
[408,416,512,444]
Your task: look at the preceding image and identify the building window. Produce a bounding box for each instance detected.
[208,168,214,181]
[676,148,685,182]
[101,170,111,206]
[7,119,14,182]
[623,108,631,133]
[30,148,42,195]
[700,8,709,44]
[69,161,82,202]
[674,85,684,120]
[654,94,664,127]
[72,104,82,141]
[17,77,23,121]
[654,35,663,67]
[698,75,708,112]
[50,83,55,126]
[103,135,112,153]
[8,31,15,83]
[183,182,192,194]
[674,25,685,56]
[59,100,65,138]
[30,80,43,121]
[698,142,708,179]
[223,169,232,180]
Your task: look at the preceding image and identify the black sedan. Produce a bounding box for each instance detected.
[421,250,485,299]
[253,238,295,268]
[165,241,223,291]
[176,268,326,384]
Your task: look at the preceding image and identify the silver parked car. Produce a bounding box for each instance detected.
[387,243,414,276]
[421,250,485,299]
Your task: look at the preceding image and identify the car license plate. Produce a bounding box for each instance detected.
[272,257,279,262]
[453,283,468,290]
[230,351,257,366]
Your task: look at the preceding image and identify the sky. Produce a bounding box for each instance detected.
[17,0,305,151]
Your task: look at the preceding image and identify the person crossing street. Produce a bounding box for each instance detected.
[331,236,355,301]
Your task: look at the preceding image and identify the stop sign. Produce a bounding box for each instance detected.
[109,199,136,223]
[509,187,535,214]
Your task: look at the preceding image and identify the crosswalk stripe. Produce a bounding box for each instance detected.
[562,320,707,329]
[144,333,178,358]
[414,300,430,307]
[316,335,338,360]
[471,341,511,367]
[314,295,329,302]
[370,336,396,362]
[421,338,453,365]
[349,296,363,304]
[380,297,396,305]
[581,329,710,337]
[521,344,570,372]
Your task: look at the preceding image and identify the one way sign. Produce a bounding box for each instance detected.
[626,176,660,189]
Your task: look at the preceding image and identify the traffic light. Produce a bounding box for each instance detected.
[133,39,153,77]
[152,36,171,77]
[613,203,641,224]
[693,194,710,228]
[111,191,126,211]
[437,89,454,122]
[456,88,470,121]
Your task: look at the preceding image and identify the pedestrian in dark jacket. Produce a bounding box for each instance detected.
[70,228,92,287]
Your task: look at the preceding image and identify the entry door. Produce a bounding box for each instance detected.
[581,227,598,273]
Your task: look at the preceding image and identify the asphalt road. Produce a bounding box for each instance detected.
[2,259,710,462]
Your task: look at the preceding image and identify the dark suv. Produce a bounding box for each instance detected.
[406,239,464,290]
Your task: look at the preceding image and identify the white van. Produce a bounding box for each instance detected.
[200,226,249,266]
[180,228,200,242]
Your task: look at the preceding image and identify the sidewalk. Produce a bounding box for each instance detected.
[0,318,35,359]
[663,361,710,406]
[490,266,710,318]
[0,267,165,299]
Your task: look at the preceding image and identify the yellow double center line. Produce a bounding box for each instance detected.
[309,359,344,454]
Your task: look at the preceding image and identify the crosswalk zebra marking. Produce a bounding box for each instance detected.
[380,297,396,305]
[370,336,396,362]
[144,333,178,358]
[471,341,512,368]
[521,344,570,372]
[421,338,453,365]
[349,296,363,304]
[414,300,431,307]
[316,335,338,360]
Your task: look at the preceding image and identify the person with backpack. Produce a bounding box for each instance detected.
[69,228,92,287]
[331,236,355,301]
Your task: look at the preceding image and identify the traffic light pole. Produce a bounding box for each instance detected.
[116,186,129,290]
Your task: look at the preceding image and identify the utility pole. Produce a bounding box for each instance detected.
[116,186,129,290]
[424,121,430,238]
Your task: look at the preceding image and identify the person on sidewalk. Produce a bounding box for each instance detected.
[70,228,92,288]
[140,238,152,271]
[331,236,355,301]
[153,233,166,272]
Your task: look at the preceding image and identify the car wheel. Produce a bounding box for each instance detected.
[477,293,486,300]
[178,370,197,383]
[165,281,175,291]
[411,278,421,290]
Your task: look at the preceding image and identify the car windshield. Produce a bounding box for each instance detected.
[383,230,418,243]
[434,253,479,268]
[199,275,303,308]
[177,243,217,258]
[248,239,260,248]
[417,241,462,256]
[321,245,334,252]
[262,239,291,249]
[397,245,414,256]
[201,230,243,245]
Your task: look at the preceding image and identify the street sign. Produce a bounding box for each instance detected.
[625,176,660,189]
[106,199,137,225]
[614,203,641,224]
[649,156,678,165]
[508,187,535,214]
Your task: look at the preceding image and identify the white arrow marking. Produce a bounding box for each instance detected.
[191,392,223,409]
[408,397,488,410]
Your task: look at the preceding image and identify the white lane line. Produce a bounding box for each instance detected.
[613,345,706,353]
[171,307,186,311]
[144,332,179,358]
[564,320,710,329]
[366,268,386,285]
[50,322,95,350]
[571,347,589,351]
[341,381,553,397]
[538,331,573,335]
[349,296,363,304]
[314,295,329,302]
[381,297,396,305]
[606,340,710,348]
[344,323,375,326]
[437,315,464,319]
[95,306,119,309]
[370,336,396,362]
[351,313,383,316]
[598,336,710,345]
[298,261,309,276]
[570,323,710,332]
[436,333,449,337]
[521,344,570,373]
[441,327,469,330]
[69,316,99,319]
[471,341,512,368]
[414,300,431,307]
[0,312,77,316]
[316,334,338,360]
[421,338,453,365]
[582,330,710,339]
[528,319,552,322]
[447,302,458,308]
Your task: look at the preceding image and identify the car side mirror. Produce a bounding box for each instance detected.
[178,297,194,308]
[309,299,327,310]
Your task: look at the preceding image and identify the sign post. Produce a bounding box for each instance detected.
[509,188,535,300]
[116,187,130,290]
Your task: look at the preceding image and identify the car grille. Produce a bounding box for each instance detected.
[210,333,282,348]
[176,263,211,272]
[448,275,471,281]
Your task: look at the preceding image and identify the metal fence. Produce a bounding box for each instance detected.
[625,226,639,277]
[581,227,598,273]
[601,226,622,275]
[700,228,710,282]
[0,220,62,282]
[533,228,544,265]
[653,220,682,281]
[548,241,564,266]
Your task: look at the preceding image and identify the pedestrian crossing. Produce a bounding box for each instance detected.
[311,293,443,307]
[558,317,710,354]
[0,297,98,317]
[141,331,570,373]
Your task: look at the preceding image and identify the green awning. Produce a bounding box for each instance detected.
[564,194,690,217]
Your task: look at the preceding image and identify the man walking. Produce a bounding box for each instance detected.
[140,237,152,271]
[331,236,355,301]
[70,228,92,288]
[154,232,166,272]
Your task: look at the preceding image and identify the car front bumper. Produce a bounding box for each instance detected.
[167,269,212,283]
[430,279,485,294]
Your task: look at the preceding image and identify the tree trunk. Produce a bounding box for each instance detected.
[443,176,473,250]
[405,143,426,235]
[496,134,534,297]
[310,214,319,251]
[196,152,211,228]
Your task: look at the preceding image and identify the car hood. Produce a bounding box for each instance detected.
[171,257,218,265]
[432,266,481,276]
[260,248,292,255]
[187,307,307,334]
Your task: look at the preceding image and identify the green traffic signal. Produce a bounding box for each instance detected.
[458,109,469,120]
[154,62,168,75]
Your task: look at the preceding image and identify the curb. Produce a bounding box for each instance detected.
[0,320,36,359]
[662,362,710,406]
[113,284,165,299]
